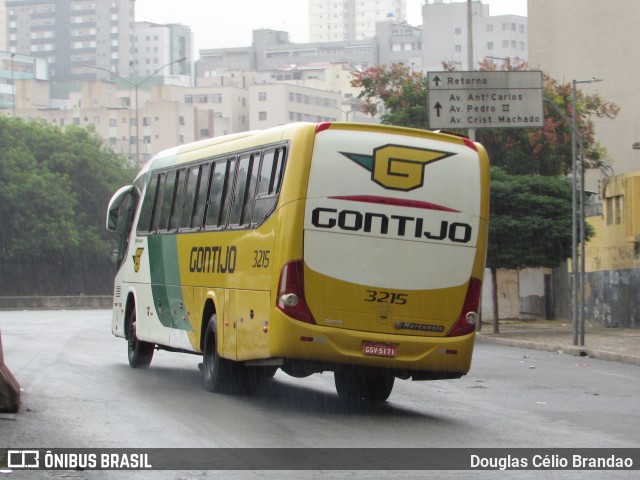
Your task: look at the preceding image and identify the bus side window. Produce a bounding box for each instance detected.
[229,153,258,227]
[158,170,178,231]
[206,158,235,228]
[252,147,286,224]
[180,163,210,230]
[191,163,211,228]
[137,174,161,234]
[180,165,200,230]
[168,168,187,231]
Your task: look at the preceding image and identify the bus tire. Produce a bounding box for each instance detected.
[334,372,394,403]
[127,308,154,369]
[202,314,236,393]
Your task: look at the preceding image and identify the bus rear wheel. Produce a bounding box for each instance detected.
[202,314,238,393]
[127,308,154,369]
[334,371,394,403]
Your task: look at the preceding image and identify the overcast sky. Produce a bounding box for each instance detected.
[134,0,527,55]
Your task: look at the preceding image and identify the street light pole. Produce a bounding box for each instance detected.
[85,57,186,166]
[571,77,602,346]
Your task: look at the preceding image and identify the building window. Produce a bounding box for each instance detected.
[455,45,462,52]
[615,196,623,224]
[454,27,462,35]
[606,196,623,225]
[487,41,494,50]
[258,91,267,101]
[487,24,493,33]
[258,111,267,121]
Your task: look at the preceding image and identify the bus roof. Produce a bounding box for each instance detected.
[135,122,478,180]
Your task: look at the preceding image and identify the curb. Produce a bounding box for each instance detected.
[476,334,640,366]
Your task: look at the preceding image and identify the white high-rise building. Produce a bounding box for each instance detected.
[421,0,527,72]
[309,0,407,42]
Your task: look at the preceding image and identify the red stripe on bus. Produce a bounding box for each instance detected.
[328,195,460,213]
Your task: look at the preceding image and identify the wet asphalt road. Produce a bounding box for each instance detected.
[1,309,639,479]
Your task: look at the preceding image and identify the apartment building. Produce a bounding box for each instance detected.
[0,2,6,51]
[133,22,192,79]
[6,0,135,82]
[421,0,527,71]
[309,0,407,42]
[198,29,375,77]
[0,51,48,110]
[249,83,344,129]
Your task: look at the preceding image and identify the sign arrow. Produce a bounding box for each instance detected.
[434,102,442,117]
[433,75,441,87]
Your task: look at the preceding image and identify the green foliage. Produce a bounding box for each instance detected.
[487,167,594,270]
[0,116,136,271]
[351,63,430,129]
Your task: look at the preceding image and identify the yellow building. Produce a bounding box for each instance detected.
[585,172,640,328]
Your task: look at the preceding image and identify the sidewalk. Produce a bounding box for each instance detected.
[475,319,640,366]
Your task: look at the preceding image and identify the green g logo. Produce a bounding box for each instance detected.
[342,144,453,191]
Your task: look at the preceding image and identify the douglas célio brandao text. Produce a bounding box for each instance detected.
[470,453,634,470]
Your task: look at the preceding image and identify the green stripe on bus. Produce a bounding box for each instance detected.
[148,235,192,331]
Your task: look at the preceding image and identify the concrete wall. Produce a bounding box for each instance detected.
[0,296,111,310]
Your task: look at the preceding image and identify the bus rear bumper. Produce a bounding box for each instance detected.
[270,316,475,380]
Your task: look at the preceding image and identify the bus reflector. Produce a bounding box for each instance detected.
[446,277,482,337]
[277,260,316,324]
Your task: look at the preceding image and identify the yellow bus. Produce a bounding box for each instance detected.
[106,122,490,402]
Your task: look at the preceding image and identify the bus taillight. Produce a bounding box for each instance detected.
[446,277,482,337]
[277,260,316,324]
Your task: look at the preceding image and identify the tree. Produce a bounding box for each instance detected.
[351,63,430,128]
[487,167,594,331]
[0,117,136,295]
[474,58,619,176]
[351,62,616,330]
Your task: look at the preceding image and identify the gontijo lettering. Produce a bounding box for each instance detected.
[189,245,237,273]
[311,207,472,244]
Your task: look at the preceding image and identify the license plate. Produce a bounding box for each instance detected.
[362,341,398,357]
